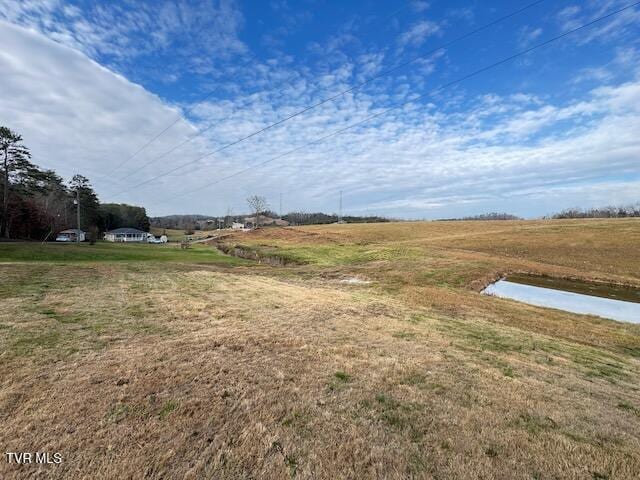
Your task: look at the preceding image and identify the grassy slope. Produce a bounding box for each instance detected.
[1,219,639,479]
[227,219,640,356]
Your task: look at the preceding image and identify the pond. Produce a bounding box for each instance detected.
[482,275,640,324]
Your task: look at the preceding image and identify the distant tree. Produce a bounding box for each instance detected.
[0,126,160,240]
[0,126,34,237]
[462,212,521,221]
[246,195,268,229]
[34,169,71,237]
[99,203,150,231]
[282,211,390,225]
[69,174,100,231]
[434,213,521,222]
[551,204,640,219]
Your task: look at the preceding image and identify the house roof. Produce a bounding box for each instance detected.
[59,229,85,234]
[106,228,147,234]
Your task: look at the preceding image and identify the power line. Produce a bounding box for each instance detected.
[152,1,639,207]
[109,0,415,178]
[109,0,548,195]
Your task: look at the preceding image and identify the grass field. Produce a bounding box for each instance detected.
[1,219,639,479]
[0,242,246,264]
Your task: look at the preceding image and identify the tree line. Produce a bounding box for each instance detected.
[550,204,640,219]
[151,211,391,230]
[282,212,390,225]
[436,212,521,221]
[0,126,150,240]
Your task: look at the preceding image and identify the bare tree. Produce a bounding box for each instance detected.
[246,195,268,229]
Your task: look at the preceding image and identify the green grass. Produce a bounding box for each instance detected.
[334,371,351,382]
[0,242,247,264]
[392,331,417,340]
[328,371,353,392]
[10,329,64,356]
[617,401,640,417]
[358,393,426,438]
[0,264,172,359]
[158,400,179,420]
[251,244,422,267]
[440,317,634,383]
[514,412,559,436]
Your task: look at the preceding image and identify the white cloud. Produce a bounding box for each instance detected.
[519,26,543,47]
[0,0,247,79]
[411,1,430,13]
[0,5,639,220]
[0,20,207,197]
[398,20,441,48]
[142,76,640,218]
[557,1,640,45]
[447,7,474,24]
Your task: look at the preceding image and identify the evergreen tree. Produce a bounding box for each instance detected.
[0,126,34,237]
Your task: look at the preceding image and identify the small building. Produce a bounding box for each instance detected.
[231,222,245,230]
[104,227,148,243]
[56,229,86,242]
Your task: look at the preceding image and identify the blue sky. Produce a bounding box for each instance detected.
[0,0,639,218]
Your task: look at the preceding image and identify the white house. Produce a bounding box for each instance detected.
[104,227,148,242]
[56,229,86,242]
[231,222,245,230]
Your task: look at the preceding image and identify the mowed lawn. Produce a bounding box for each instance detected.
[0,241,245,264]
[1,220,640,479]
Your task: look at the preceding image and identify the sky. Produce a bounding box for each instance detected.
[0,0,639,219]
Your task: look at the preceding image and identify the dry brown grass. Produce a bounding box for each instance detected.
[1,219,640,479]
[226,219,640,353]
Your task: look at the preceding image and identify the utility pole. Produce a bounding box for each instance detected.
[338,190,343,223]
[75,188,81,244]
[279,192,283,219]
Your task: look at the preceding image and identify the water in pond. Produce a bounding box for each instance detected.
[482,276,640,324]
